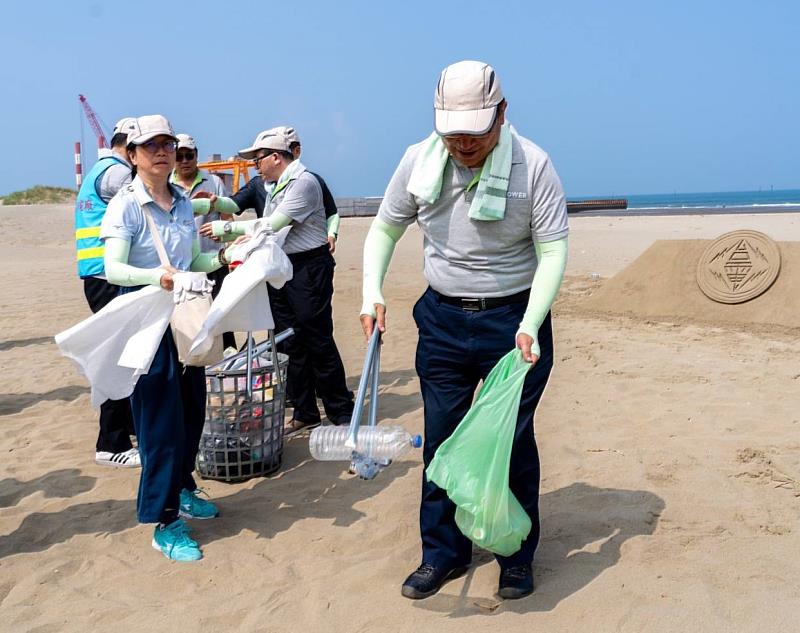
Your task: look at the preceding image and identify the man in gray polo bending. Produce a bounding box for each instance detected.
[360,60,568,600]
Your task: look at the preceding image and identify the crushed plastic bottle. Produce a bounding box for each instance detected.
[309,425,422,461]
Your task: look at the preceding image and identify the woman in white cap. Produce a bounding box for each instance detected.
[100,114,234,562]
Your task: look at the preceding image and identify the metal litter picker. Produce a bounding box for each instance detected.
[308,328,422,479]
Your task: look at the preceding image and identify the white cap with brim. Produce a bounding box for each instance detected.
[176,133,197,150]
[238,127,293,159]
[112,117,137,138]
[273,125,300,146]
[434,60,504,136]
[127,114,177,145]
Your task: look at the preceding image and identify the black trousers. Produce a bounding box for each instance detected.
[208,266,237,350]
[268,247,354,424]
[83,277,136,453]
[413,287,553,570]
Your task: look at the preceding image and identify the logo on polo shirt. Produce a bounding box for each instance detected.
[507,191,527,199]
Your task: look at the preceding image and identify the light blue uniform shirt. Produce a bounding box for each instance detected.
[100,176,196,270]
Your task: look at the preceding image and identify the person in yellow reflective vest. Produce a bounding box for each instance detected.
[74,117,141,468]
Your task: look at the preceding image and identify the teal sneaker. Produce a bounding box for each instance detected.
[179,488,219,520]
[152,519,202,562]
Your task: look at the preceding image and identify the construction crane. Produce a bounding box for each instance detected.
[78,94,108,150]
[75,94,112,188]
[197,157,253,194]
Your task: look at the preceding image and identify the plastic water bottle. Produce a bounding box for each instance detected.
[309,425,422,461]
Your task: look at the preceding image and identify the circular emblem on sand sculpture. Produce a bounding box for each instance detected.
[696,230,781,304]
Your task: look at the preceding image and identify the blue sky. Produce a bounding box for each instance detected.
[1,0,798,197]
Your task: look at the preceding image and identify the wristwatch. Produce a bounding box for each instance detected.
[223,221,232,235]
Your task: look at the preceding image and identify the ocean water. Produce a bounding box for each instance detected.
[620,189,800,210]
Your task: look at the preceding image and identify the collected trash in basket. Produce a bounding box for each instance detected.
[197,329,291,482]
[309,328,421,479]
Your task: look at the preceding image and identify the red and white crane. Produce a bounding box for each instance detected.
[79,94,108,150]
[74,94,110,188]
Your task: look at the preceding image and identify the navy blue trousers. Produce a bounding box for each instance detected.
[413,287,553,570]
[129,328,206,524]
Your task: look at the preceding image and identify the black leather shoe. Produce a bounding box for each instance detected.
[401,563,468,599]
[498,564,534,599]
[329,415,352,426]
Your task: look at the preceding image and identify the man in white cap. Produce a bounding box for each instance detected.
[197,126,354,431]
[205,126,341,252]
[361,60,569,600]
[74,116,139,468]
[170,133,235,350]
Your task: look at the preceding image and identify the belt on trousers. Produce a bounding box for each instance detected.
[432,288,530,312]
[287,244,329,263]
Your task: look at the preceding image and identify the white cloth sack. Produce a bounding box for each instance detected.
[189,226,293,359]
[55,286,174,407]
[172,271,215,304]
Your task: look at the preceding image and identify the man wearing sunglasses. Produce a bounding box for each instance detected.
[360,61,569,601]
[74,116,140,469]
[170,134,236,351]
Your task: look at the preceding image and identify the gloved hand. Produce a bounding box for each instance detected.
[171,272,215,304]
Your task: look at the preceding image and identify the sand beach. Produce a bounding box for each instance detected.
[1,205,798,632]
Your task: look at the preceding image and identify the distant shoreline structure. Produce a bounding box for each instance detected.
[334,195,800,218]
[334,197,630,217]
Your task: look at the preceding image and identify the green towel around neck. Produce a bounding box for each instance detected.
[407,123,513,221]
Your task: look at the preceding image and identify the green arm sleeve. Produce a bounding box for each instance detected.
[190,238,223,273]
[361,217,408,316]
[191,196,241,216]
[265,211,292,231]
[518,237,568,356]
[327,213,340,239]
[209,211,293,238]
[103,237,165,287]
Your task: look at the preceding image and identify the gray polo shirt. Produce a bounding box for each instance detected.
[101,176,196,271]
[98,159,133,203]
[266,170,327,255]
[378,128,569,297]
[171,169,228,252]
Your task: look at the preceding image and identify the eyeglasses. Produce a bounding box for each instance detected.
[140,139,178,154]
[253,152,275,168]
[176,151,196,162]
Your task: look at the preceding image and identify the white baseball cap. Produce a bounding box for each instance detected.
[274,125,300,146]
[176,134,197,150]
[112,117,136,138]
[126,114,177,145]
[238,127,294,159]
[434,60,504,136]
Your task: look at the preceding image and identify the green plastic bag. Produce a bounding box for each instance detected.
[426,349,532,556]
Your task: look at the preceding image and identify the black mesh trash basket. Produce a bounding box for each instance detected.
[197,347,288,482]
